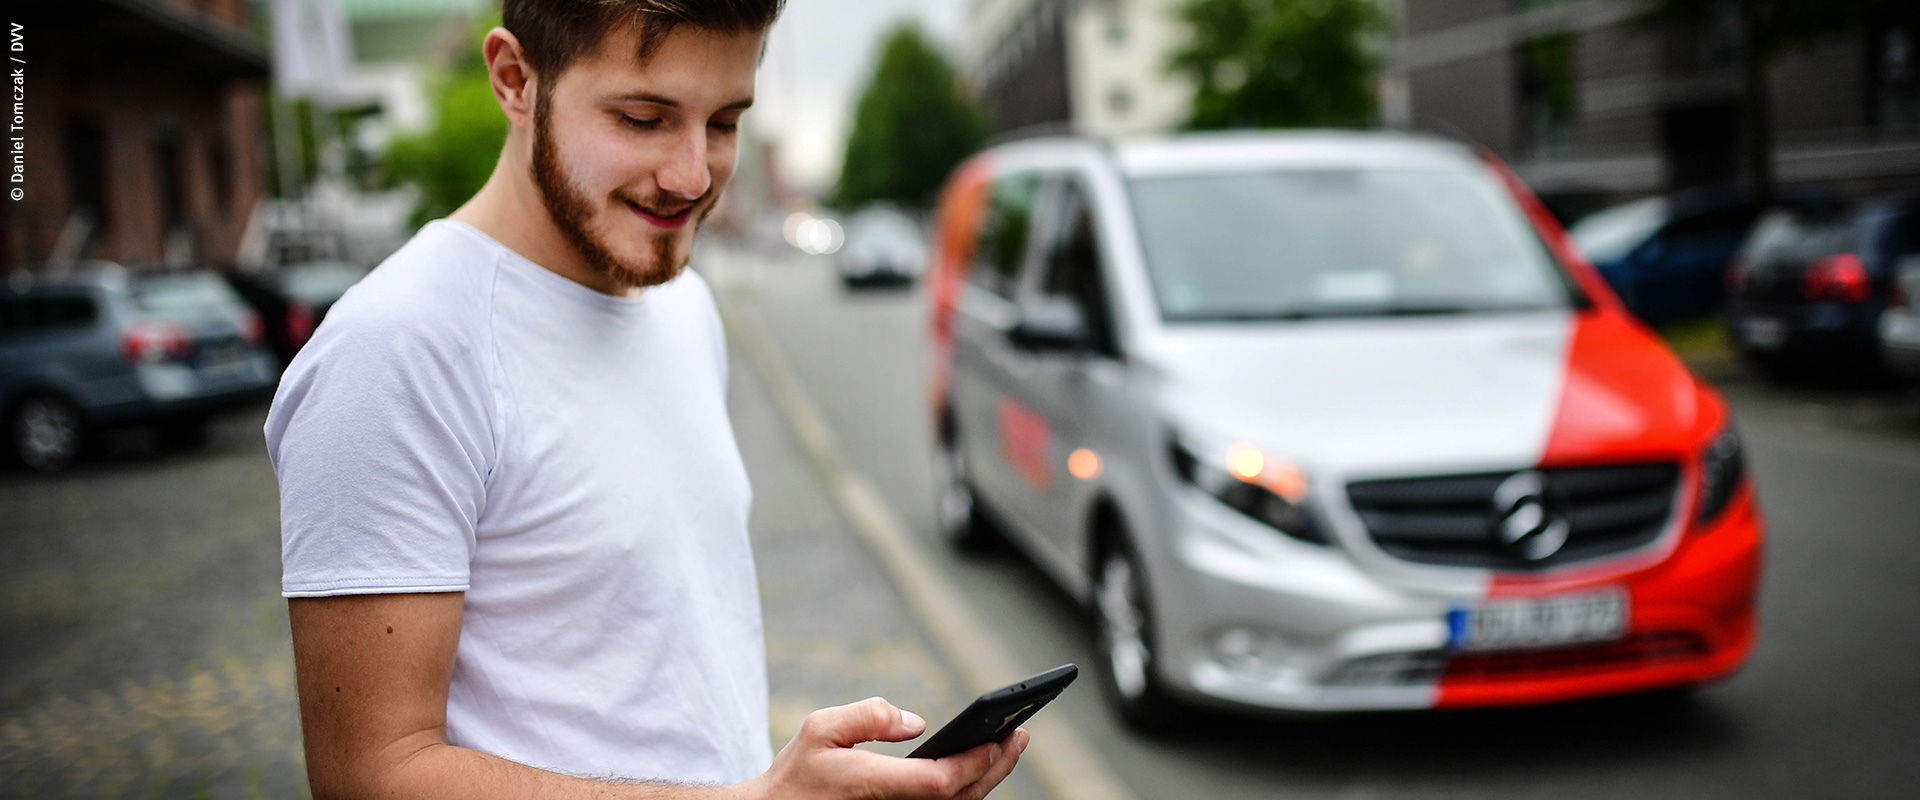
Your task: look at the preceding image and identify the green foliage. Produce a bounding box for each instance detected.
[381,18,507,227]
[1169,0,1389,130]
[834,24,990,211]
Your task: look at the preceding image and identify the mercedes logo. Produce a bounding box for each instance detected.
[1490,471,1570,561]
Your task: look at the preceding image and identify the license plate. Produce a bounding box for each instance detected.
[200,345,244,372]
[1447,591,1627,651]
[1740,316,1787,350]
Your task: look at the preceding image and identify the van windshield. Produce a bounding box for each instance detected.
[1127,166,1580,322]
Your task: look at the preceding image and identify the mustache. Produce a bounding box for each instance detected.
[617,188,712,217]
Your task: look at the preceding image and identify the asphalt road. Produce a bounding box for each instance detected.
[710,242,1920,800]
[5,240,1916,799]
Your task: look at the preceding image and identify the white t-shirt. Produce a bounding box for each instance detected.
[266,219,772,784]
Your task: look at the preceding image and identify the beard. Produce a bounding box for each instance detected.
[530,93,717,291]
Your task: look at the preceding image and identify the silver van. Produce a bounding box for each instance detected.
[926,133,1763,725]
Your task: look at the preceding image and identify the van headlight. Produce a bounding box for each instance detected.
[1169,436,1327,545]
[1696,425,1746,523]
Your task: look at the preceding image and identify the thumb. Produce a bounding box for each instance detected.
[800,697,927,748]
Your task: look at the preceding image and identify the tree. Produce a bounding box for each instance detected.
[1638,0,1918,202]
[834,24,990,210]
[382,18,508,227]
[1168,0,1389,130]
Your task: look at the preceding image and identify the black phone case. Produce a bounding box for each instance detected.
[907,664,1078,759]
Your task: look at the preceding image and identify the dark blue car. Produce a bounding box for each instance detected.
[1,263,279,471]
[1568,191,1763,325]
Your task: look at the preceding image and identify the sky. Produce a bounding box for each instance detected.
[752,0,967,193]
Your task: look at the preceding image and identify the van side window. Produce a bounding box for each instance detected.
[969,173,1043,298]
[1039,179,1119,359]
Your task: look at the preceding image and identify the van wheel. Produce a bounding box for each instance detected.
[11,393,84,473]
[933,435,998,551]
[1093,539,1184,731]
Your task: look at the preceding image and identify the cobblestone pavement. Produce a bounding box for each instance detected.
[0,413,307,798]
[0,308,1050,798]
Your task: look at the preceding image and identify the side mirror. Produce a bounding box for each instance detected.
[1009,296,1088,352]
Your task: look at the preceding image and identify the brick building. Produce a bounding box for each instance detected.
[3,0,269,272]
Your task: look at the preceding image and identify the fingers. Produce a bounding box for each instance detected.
[904,733,1014,800]
[952,730,1029,800]
[797,697,927,748]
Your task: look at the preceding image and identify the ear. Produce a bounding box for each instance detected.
[483,27,539,129]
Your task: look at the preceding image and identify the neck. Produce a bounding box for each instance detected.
[449,143,641,299]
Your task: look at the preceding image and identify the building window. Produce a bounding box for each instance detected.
[207,138,233,218]
[152,131,186,231]
[1873,25,1920,129]
[1107,85,1133,117]
[62,120,110,236]
[1516,32,1578,158]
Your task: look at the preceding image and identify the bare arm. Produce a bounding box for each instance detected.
[289,593,1026,800]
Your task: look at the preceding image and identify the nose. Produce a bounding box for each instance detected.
[657,126,711,200]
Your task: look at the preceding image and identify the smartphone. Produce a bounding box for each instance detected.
[907,664,1078,759]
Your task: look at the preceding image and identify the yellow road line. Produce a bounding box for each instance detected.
[722,299,1137,800]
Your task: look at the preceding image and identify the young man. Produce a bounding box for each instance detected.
[264,1,1028,798]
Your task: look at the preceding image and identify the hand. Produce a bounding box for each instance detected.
[743,697,1028,800]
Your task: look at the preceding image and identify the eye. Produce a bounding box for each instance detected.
[620,115,661,130]
[709,121,740,134]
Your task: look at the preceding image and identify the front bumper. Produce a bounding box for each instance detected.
[1148,482,1762,712]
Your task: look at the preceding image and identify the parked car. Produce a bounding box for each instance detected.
[1725,195,1920,375]
[1882,255,1920,381]
[1567,189,1762,325]
[836,203,928,287]
[223,260,369,365]
[926,132,1761,725]
[0,263,278,471]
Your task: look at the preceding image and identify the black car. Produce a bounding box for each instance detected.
[222,260,368,366]
[1725,196,1920,375]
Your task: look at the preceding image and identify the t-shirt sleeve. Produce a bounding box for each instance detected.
[266,309,496,598]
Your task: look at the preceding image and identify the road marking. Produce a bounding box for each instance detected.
[722,299,1138,800]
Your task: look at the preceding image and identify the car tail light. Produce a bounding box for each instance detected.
[286,302,316,349]
[239,310,266,345]
[121,320,192,364]
[1725,255,1747,294]
[1801,253,1870,303]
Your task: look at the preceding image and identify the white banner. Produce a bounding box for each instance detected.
[270,0,354,101]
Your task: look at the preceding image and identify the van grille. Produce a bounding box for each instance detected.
[1346,463,1680,570]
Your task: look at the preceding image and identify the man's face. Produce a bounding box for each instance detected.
[530,24,760,290]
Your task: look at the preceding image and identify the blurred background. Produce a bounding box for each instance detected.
[2,0,1918,797]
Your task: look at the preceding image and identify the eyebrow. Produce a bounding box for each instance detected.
[610,92,754,111]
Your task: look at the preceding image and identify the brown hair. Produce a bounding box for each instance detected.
[502,0,785,82]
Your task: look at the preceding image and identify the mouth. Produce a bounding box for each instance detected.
[626,199,695,230]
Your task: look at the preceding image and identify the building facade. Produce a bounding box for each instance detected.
[3,0,269,273]
[1391,0,1920,212]
[964,0,1193,137]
